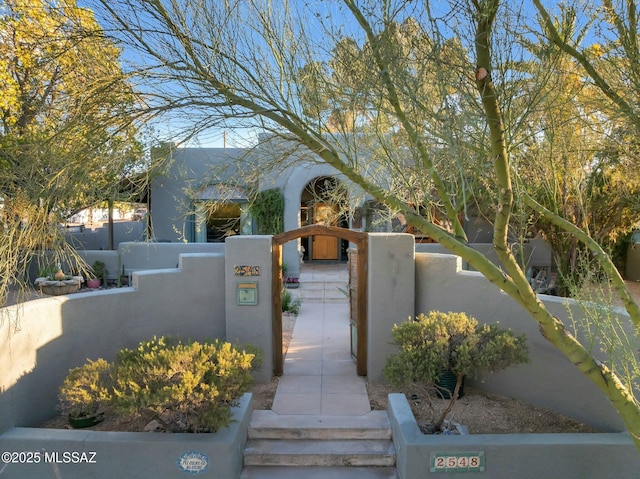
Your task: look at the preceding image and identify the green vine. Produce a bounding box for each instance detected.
[250,188,284,234]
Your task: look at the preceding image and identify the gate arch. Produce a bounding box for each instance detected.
[272,225,368,376]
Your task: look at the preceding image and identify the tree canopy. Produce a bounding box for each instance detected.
[0,0,148,304]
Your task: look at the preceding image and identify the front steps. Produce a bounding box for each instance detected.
[241,466,397,478]
[242,410,396,478]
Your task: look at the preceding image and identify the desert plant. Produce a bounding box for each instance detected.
[37,264,59,280]
[281,287,302,315]
[57,337,260,432]
[91,261,107,282]
[384,311,529,432]
[58,358,113,419]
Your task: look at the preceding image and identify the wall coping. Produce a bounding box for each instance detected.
[0,393,253,479]
[388,393,640,479]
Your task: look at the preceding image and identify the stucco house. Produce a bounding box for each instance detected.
[148,140,554,280]
[149,141,401,277]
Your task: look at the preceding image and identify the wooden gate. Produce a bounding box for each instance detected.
[272,225,368,376]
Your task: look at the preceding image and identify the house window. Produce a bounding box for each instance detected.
[207,203,241,242]
[194,201,251,242]
[192,183,251,242]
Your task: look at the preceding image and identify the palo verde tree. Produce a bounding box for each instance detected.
[0,0,150,306]
[94,0,640,450]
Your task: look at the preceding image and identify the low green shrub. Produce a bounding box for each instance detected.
[58,337,260,432]
[281,287,301,315]
[384,311,529,432]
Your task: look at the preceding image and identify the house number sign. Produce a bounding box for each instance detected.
[430,452,485,472]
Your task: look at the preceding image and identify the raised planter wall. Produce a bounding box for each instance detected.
[389,394,640,479]
[0,393,252,479]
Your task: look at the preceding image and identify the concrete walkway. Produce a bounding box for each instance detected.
[242,264,396,478]
[272,264,371,415]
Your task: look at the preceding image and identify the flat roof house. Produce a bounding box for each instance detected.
[149,141,384,277]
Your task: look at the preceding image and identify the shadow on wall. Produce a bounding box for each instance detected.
[0,253,226,433]
[414,252,633,432]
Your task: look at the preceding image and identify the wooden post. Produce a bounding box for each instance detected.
[272,243,283,376]
[356,238,368,376]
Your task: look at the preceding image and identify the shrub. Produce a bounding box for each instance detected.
[58,337,260,432]
[384,311,529,432]
[281,287,301,315]
[58,358,113,418]
[91,260,107,281]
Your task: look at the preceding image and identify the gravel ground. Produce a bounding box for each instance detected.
[366,383,597,434]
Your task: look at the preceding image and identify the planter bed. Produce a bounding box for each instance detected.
[388,393,640,479]
[0,393,252,479]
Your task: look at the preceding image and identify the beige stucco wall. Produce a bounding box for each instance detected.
[415,252,631,432]
[2,238,635,436]
[0,253,225,433]
[366,233,415,382]
[224,235,274,384]
[78,242,225,281]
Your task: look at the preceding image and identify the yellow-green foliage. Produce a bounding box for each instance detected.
[58,358,112,418]
[58,337,260,432]
[384,311,529,430]
[385,311,529,386]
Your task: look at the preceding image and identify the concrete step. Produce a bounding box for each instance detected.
[296,281,349,303]
[243,438,396,467]
[298,280,348,289]
[241,465,397,478]
[248,410,392,440]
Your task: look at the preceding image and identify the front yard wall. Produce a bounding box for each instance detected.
[415,252,632,432]
[2,237,639,477]
[0,393,252,479]
[0,253,226,434]
[77,242,225,282]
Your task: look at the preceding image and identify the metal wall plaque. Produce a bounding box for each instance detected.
[430,452,485,472]
[236,281,258,305]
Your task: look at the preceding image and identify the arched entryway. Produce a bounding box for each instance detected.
[272,225,368,376]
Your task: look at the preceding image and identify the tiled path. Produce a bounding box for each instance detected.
[271,264,371,415]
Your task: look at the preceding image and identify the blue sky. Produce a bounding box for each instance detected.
[79,0,602,149]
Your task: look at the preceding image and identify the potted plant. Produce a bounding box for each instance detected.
[281,263,300,288]
[384,311,529,434]
[86,260,107,289]
[34,263,84,295]
[58,359,111,428]
[285,276,299,289]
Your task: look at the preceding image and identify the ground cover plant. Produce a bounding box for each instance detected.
[58,336,260,432]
